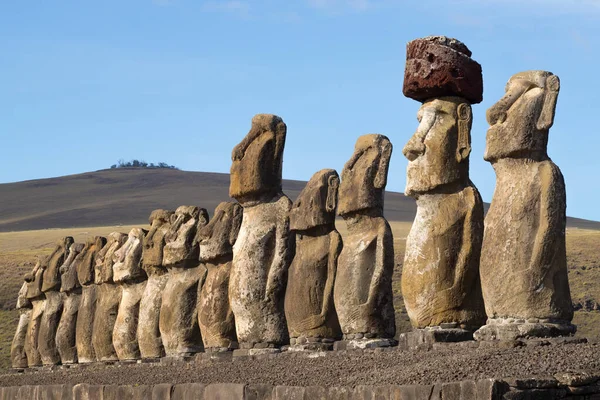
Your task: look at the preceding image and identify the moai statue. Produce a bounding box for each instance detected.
[113,228,148,360]
[474,71,575,341]
[159,206,208,357]
[229,114,293,352]
[285,169,343,351]
[24,259,45,367]
[400,36,486,347]
[38,237,74,365]
[197,202,242,352]
[333,134,396,349]
[11,281,32,369]
[92,232,126,361]
[139,209,173,359]
[56,242,85,365]
[75,236,107,363]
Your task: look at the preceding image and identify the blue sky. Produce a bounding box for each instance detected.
[2,0,599,220]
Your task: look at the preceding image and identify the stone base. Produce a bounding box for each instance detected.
[233,348,281,357]
[115,360,138,366]
[333,338,396,351]
[138,357,161,364]
[288,343,334,352]
[161,355,195,365]
[205,343,238,353]
[397,327,474,350]
[474,319,577,341]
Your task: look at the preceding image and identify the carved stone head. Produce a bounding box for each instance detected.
[229,114,287,204]
[143,209,174,273]
[289,169,340,232]
[95,232,127,284]
[163,205,209,268]
[113,228,148,283]
[60,242,85,293]
[25,258,44,300]
[17,281,32,310]
[485,70,560,162]
[197,202,243,262]
[337,134,392,217]
[403,97,472,197]
[41,236,74,292]
[76,236,107,286]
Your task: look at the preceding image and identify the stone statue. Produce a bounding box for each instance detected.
[38,237,74,365]
[56,242,85,365]
[197,202,242,351]
[92,232,126,362]
[229,114,293,351]
[75,236,106,364]
[333,134,396,348]
[24,259,45,367]
[139,209,173,359]
[285,169,343,350]
[11,281,32,369]
[113,228,148,361]
[159,206,208,356]
[475,71,575,341]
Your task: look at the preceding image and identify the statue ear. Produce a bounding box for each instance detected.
[229,204,243,246]
[198,209,209,228]
[537,74,560,131]
[273,121,287,181]
[374,141,392,189]
[456,103,472,163]
[326,174,339,213]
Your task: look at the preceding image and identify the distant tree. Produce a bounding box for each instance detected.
[110,164,117,169]
[110,159,179,170]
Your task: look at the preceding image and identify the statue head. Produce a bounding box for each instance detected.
[143,209,174,272]
[484,70,560,162]
[229,114,287,204]
[60,242,85,293]
[41,236,74,292]
[289,169,340,232]
[163,205,209,268]
[113,228,148,283]
[94,232,127,284]
[197,202,243,262]
[402,97,472,197]
[337,134,392,217]
[25,258,44,300]
[76,236,107,286]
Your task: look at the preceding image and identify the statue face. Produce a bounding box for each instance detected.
[197,202,243,262]
[403,97,471,197]
[163,206,208,268]
[484,71,559,162]
[289,169,339,232]
[337,134,392,217]
[143,209,173,270]
[113,228,147,282]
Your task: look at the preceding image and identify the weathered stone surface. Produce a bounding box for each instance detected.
[76,237,107,287]
[73,383,104,400]
[401,97,486,331]
[229,114,293,348]
[24,261,45,367]
[59,243,85,293]
[38,291,64,365]
[477,71,574,340]
[152,383,173,399]
[197,202,242,350]
[285,169,342,342]
[11,282,31,369]
[172,383,206,400]
[56,291,81,364]
[113,228,148,360]
[75,284,97,364]
[397,328,474,351]
[139,209,173,359]
[245,384,274,400]
[334,134,395,339]
[554,371,599,387]
[160,206,207,356]
[403,36,483,104]
[41,237,74,293]
[204,383,245,399]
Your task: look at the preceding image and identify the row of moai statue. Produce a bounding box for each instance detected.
[10,35,575,369]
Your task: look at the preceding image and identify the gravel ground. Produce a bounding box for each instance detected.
[1,341,599,388]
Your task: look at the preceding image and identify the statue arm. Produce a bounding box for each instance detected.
[366,220,392,308]
[265,204,293,301]
[321,230,342,318]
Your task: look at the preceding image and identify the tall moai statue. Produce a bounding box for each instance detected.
[24,259,45,367]
[285,169,343,350]
[229,114,293,352]
[400,36,486,345]
[56,242,85,365]
[197,202,242,351]
[92,232,127,361]
[75,236,107,363]
[113,228,148,360]
[38,237,74,365]
[159,206,208,356]
[11,281,32,369]
[474,71,575,341]
[139,209,173,359]
[333,134,396,349]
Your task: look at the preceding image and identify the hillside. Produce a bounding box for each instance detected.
[0,168,598,232]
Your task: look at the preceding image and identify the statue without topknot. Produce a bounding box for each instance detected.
[24,259,45,367]
[11,281,32,369]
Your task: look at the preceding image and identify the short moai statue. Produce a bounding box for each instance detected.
[159,206,208,357]
[229,114,294,353]
[474,71,575,341]
[333,134,396,349]
[75,236,107,364]
[400,36,487,347]
[24,259,45,367]
[38,237,74,365]
[285,169,343,351]
[56,242,85,365]
[92,232,127,361]
[113,228,148,360]
[11,281,32,369]
[139,209,173,359]
[197,202,242,352]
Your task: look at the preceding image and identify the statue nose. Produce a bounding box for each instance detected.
[403,137,425,161]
